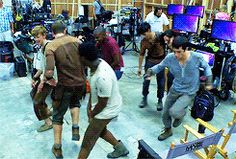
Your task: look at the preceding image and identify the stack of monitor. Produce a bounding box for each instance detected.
[167,4,236,42]
[167,4,205,33]
[167,4,204,17]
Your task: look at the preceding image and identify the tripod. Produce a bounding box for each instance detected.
[122,8,140,54]
[122,31,140,53]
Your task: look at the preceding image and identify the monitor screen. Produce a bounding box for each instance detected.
[167,4,184,16]
[172,14,199,33]
[186,5,205,18]
[211,19,236,42]
[195,50,215,67]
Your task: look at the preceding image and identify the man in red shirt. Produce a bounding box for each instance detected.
[93,26,124,80]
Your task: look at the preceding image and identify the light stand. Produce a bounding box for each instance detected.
[122,8,140,53]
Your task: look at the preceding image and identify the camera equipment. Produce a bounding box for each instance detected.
[13,0,52,32]
[0,41,14,63]
[14,33,40,54]
[100,10,114,23]
[74,15,89,24]
[43,20,55,40]
[122,7,141,53]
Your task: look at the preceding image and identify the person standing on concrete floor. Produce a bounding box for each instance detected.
[44,21,86,158]
[145,36,213,141]
[31,25,54,132]
[42,0,51,13]
[137,22,165,111]
[0,0,14,42]
[78,42,129,159]
[145,6,169,33]
[93,26,124,80]
[93,0,104,26]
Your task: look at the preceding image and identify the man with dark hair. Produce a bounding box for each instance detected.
[145,6,169,33]
[93,26,124,80]
[78,42,129,159]
[137,22,165,111]
[44,21,86,158]
[145,36,213,141]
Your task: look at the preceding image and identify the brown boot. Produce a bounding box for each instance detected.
[158,128,173,141]
[52,144,63,159]
[72,126,80,141]
[107,141,129,158]
[173,118,183,128]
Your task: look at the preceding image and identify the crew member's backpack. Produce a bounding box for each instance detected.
[223,55,236,90]
[191,90,215,121]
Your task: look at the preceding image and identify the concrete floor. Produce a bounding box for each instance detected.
[0,51,236,159]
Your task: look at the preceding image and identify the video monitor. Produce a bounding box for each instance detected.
[211,19,236,42]
[186,5,205,18]
[195,50,215,67]
[167,4,184,16]
[172,14,199,33]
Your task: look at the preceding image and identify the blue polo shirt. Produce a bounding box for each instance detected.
[0,6,14,32]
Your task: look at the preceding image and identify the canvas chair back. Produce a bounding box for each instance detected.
[166,130,223,159]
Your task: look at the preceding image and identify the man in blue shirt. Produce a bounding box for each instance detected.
[0,0,14,42]
[93,0,104,26]
[145,36,212,141]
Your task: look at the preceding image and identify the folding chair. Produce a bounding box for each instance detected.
[137,129,223,159]
[137,140,162,159]
[228,110,236,126]
[174,125,223,159]
[195,111,236,159]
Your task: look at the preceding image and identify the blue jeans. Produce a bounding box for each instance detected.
[142,60,165,100]
[114,69,123,80]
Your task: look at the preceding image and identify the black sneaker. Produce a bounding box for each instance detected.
[156,100,163,111]
[172,119,183,128]
[139,97,147,108]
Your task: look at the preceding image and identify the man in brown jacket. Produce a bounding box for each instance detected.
[137,22,166,111]
[44,21,86,158]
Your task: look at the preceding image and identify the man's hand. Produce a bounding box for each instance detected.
[205,85,213,91]
[37,80,45,93]
[46,78,57,87]
[137,68,142,77]
[31,79,37,88]
[144,69,153,80]
[87,109,93,122]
